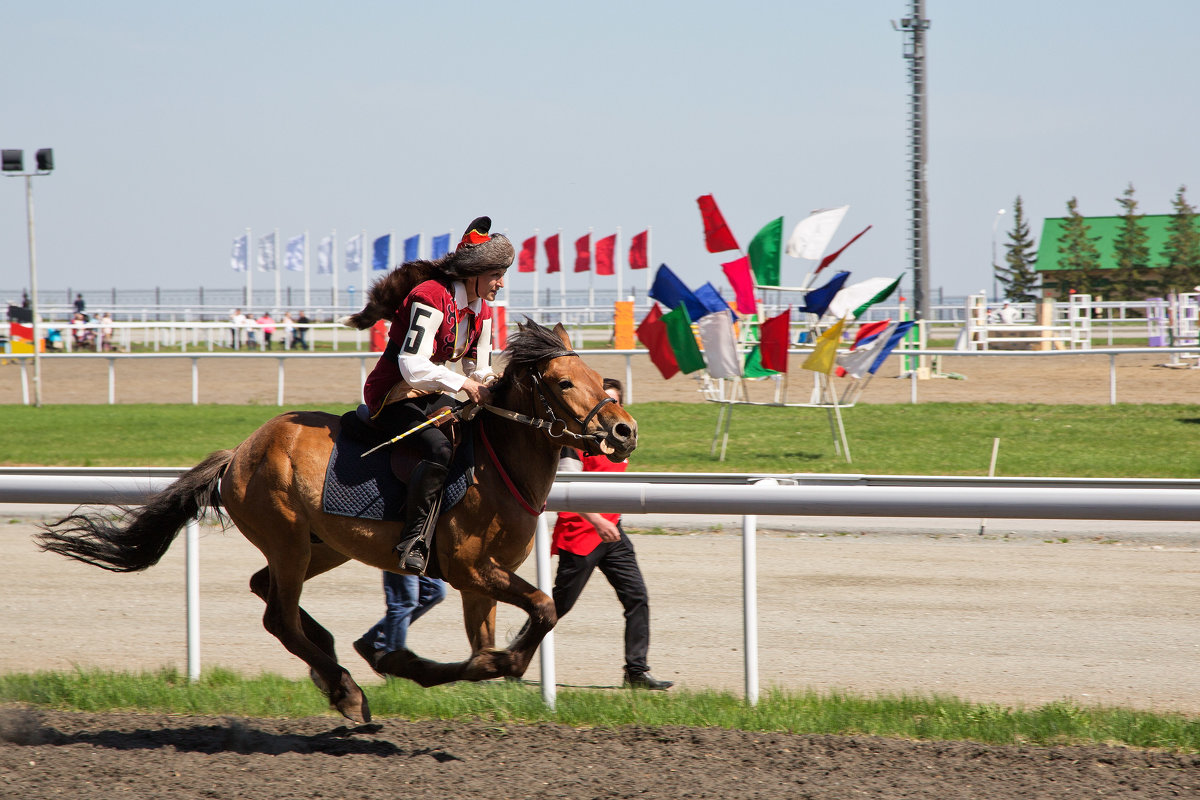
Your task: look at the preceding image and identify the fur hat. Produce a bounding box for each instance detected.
[342,215,513,330]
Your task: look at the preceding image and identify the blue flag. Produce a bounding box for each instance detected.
[694,281,734,318]
[800,271,850,316]
[404,234,420,262]
[649,264,707,323]
[431,232,451,259]
[372,234,391,271]
[868,321,917,374]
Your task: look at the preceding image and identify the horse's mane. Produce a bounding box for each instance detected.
[491,320,574,402]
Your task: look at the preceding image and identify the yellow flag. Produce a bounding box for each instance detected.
[801,316,846,374]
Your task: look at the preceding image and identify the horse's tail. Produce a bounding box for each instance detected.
[35,449,235,573]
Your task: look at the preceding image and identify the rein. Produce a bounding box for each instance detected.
[478,423,544,516]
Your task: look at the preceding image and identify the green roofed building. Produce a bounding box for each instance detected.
[1036,214,1197,300]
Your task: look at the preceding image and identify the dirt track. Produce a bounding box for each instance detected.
[3,350,1200,797]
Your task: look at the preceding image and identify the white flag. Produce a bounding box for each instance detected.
[317,235,333,275]
[285,233,306,272]
[697,311,742,379]
[836,322,896,380]
[786,206,849,260]
[257,232,277,272]
[345,234,363,273]
[230,234,248,272]
[823,276,896,321]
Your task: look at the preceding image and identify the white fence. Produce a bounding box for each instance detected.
[4,469,1198,708]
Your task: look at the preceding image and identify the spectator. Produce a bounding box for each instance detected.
[229,309,246,349]
[73,293,85,314]
[999,302,1017,324]
[258,312,276,349]
[551,378,673,691]
[99,312,114,351]
[354,574,447,674]
[294,310,311,349]
[282,312,295,349]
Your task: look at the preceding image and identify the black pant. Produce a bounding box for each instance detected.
[552,527,651,674]
[373,394,456,467]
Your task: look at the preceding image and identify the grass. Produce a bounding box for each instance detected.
[4,402,1198,478]
[3,667,1198,751]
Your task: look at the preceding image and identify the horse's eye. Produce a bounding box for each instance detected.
[558,379,573,391]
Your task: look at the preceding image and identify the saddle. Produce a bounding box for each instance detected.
[321,404,475,523]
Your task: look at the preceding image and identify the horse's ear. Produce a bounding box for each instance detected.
[552,322,572,349]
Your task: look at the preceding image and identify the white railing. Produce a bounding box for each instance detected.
[4,469,1198,707]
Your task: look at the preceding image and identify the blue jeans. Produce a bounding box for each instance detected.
[361,572,447,653]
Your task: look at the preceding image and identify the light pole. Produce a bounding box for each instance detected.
[3,148,54,407]
[991,208,1006,302]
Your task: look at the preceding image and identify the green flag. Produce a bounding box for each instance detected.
[661,305,706,374]
[743,345,779,378]
[851,275,902,318]
[748,217,783,287]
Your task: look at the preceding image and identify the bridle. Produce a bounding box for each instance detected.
[481,349,617,452]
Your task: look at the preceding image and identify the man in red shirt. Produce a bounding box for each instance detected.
[345,216,512,575]
[552,378,673,690]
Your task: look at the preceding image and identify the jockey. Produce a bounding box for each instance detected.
[345,216,513,574]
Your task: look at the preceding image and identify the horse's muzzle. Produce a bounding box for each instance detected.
[598,420,637,460]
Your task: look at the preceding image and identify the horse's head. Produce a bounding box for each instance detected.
[494,320,638,461]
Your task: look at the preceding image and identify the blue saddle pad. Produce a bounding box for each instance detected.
[321,429,474,521]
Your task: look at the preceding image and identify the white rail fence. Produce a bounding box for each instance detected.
[4,469,1198,708]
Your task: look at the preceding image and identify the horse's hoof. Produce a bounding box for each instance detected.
[336,693,371,724]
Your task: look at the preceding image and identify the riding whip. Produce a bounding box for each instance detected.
[359,405,460,458]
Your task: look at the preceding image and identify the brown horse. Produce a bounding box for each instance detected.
[37,320,637,723]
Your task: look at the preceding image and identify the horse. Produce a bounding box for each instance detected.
[36,320,638,723]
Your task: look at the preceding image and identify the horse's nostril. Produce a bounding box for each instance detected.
[614,423,633,441]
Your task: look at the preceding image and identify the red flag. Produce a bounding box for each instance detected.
[518,235,537,273]
[759,308,791,373]
[595,234,615,275]
[852,318,891,348]
[635,304,680,380]
[817,225,872,274]
[544,233,561,273]
[629,230,648,270]
[574,233,591,272]
[721,255,757,316]
[697,194,739,253]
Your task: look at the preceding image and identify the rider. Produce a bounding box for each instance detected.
[346,216,513,574]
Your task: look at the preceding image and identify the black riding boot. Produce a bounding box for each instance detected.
[395,460,448,574]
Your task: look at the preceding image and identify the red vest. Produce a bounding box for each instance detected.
[552,454,628,557]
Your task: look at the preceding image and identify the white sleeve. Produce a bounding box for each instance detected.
[465,318,497,384]
[396,302,467,393]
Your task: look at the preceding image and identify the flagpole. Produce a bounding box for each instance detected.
[303,230,310,311]
[532,227,540,317]
[587,226,595,314]
[558,227,566,311]
[646,225,653,294]
[245,227,252,310]
[616,225,624,301]
[330,229,339,311]
[273,228,281,313]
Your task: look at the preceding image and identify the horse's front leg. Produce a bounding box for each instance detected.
[464,569,556,680]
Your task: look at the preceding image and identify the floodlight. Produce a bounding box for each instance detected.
[1,149,23,172]
[35,148,53,172]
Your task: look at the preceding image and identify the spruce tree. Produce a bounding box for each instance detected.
[1054,197,1102,296]
[1108,183,1150,299]
[995,196,1040,302]
[1159,185,1200,293]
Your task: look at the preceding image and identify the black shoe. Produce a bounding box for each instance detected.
[397,539,428,574]
[623,670,673,691]
[353,637,385,677]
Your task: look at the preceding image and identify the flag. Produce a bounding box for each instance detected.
[817,225,872,274]
[800,271,850,316]
[721,256,757,316]
[317,235,333,275]
[743,345,779,378]
[431,233,451,259]
[545,233,561,273]
[825,275,902,320]
[868,321,916,374]
[404,234,420,262]
[518,235,537,273]
[636,304,679,380]
[696,194,739,253]
[802,317,847,374]
[649,264,706,323]
[629,230,648,269]
[595,234,615,275]
[836,319,892,379]
[574,233,591,272]
[697,311,741,379]
[759,308,792,372]
[661,305,706,374]
[372,234,391,271]
[694,282,732,316]
[257,232,277,272]
[285,233,306,272]
[748,217,783,286]
[230,234,248,272]
[786,206,848,260]
[345,234,363,272]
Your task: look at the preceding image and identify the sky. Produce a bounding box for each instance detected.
[3,0,1199,306]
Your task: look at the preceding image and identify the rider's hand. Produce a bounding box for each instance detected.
[462,378,493,406]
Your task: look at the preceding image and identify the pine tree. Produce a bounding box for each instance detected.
[1054,197,1102,296]
[995,196,1040,302]
[1159,185,1200,293]
[1108,183,1150,299]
